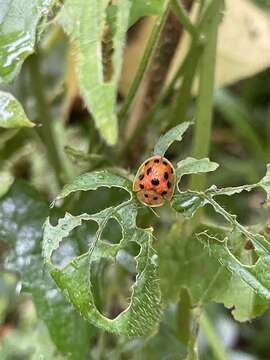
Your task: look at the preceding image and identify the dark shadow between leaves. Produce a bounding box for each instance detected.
[74,187,130,215]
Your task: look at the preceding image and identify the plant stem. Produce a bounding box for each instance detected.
[200,313,230,360]
[172,0,197,37]
[183,1,224,357]
[30,53,65,187]
[118,1,170,122]
[189,0,224,191]
[186,307,201,360]
[169,40,203,128]
[177,288,191,346]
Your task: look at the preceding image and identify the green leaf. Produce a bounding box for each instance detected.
[205,163,270,198]
[158,223,268,321]
[59,0,131,145]
[176,157,219,182]
[43,171,162,336]
[172,192,206,218]
[172,163,270,305]
[129,0,163,26]
[55,169,132,202]
[0,181,92,359]
[259,164,270,200]
[158,223,228,305]
[0,91,35,128]
[0,0,55,83]
[209,236,270,300]
[154,122,192,156]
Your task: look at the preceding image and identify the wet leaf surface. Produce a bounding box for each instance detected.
[0,91,35,128]
[0,181,92,359]
[0,0,55,83]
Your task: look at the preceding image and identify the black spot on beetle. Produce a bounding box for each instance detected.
[162,190,167,195]
[163,161,168,165]
[154,159,160,163]
[164,172,169,180]
[144,194,148,198]
[151,178,160,186]
[145,161,149,166]
[140,184,144,189]
[147,167,152,175]
[167,181,171,189]
[139,174,144,180]
[154,196,158,200]
[171,168,174,174]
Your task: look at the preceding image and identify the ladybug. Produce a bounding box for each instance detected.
[133,156,176,207]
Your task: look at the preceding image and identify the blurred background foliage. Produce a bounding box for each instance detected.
[1,0,270,359]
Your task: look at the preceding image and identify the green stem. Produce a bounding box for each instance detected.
[200,313,230,360]
[189,0,224,191]
[184,2,224,358]
[177,288,191,346]
[169,40,203,128]
[30,53,65,187]
[186,307,201,360]
[118,1,170,121]
[172,0,197,37]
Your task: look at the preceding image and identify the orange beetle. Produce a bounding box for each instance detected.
[133,156,176,207]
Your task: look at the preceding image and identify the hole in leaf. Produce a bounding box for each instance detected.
[51,220,98,268]
[75,187,129,215]
[91,243,139,320]
[101,218,122,244]
[116,241,141,273]
[211,188,266,225]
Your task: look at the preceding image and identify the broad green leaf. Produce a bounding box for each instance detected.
[172,163,270,303]
[129,0,163,26]
[158,223,268,321]
[220,272,269,322]
[0,181,92,359]
[176,157,219,182]
[59,0,131,145]
[154,122,192,156]
[209,235,270,300]
[0,0,55,83]
[158,223,229,305]
[43,171,162,336]
[55,169,132,202]
[198,228,269,321]
[212,245,269,320]
[0,91,35,128]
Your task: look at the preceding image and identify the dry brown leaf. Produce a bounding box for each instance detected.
[168,0,270,90]
[120,0,270,97]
